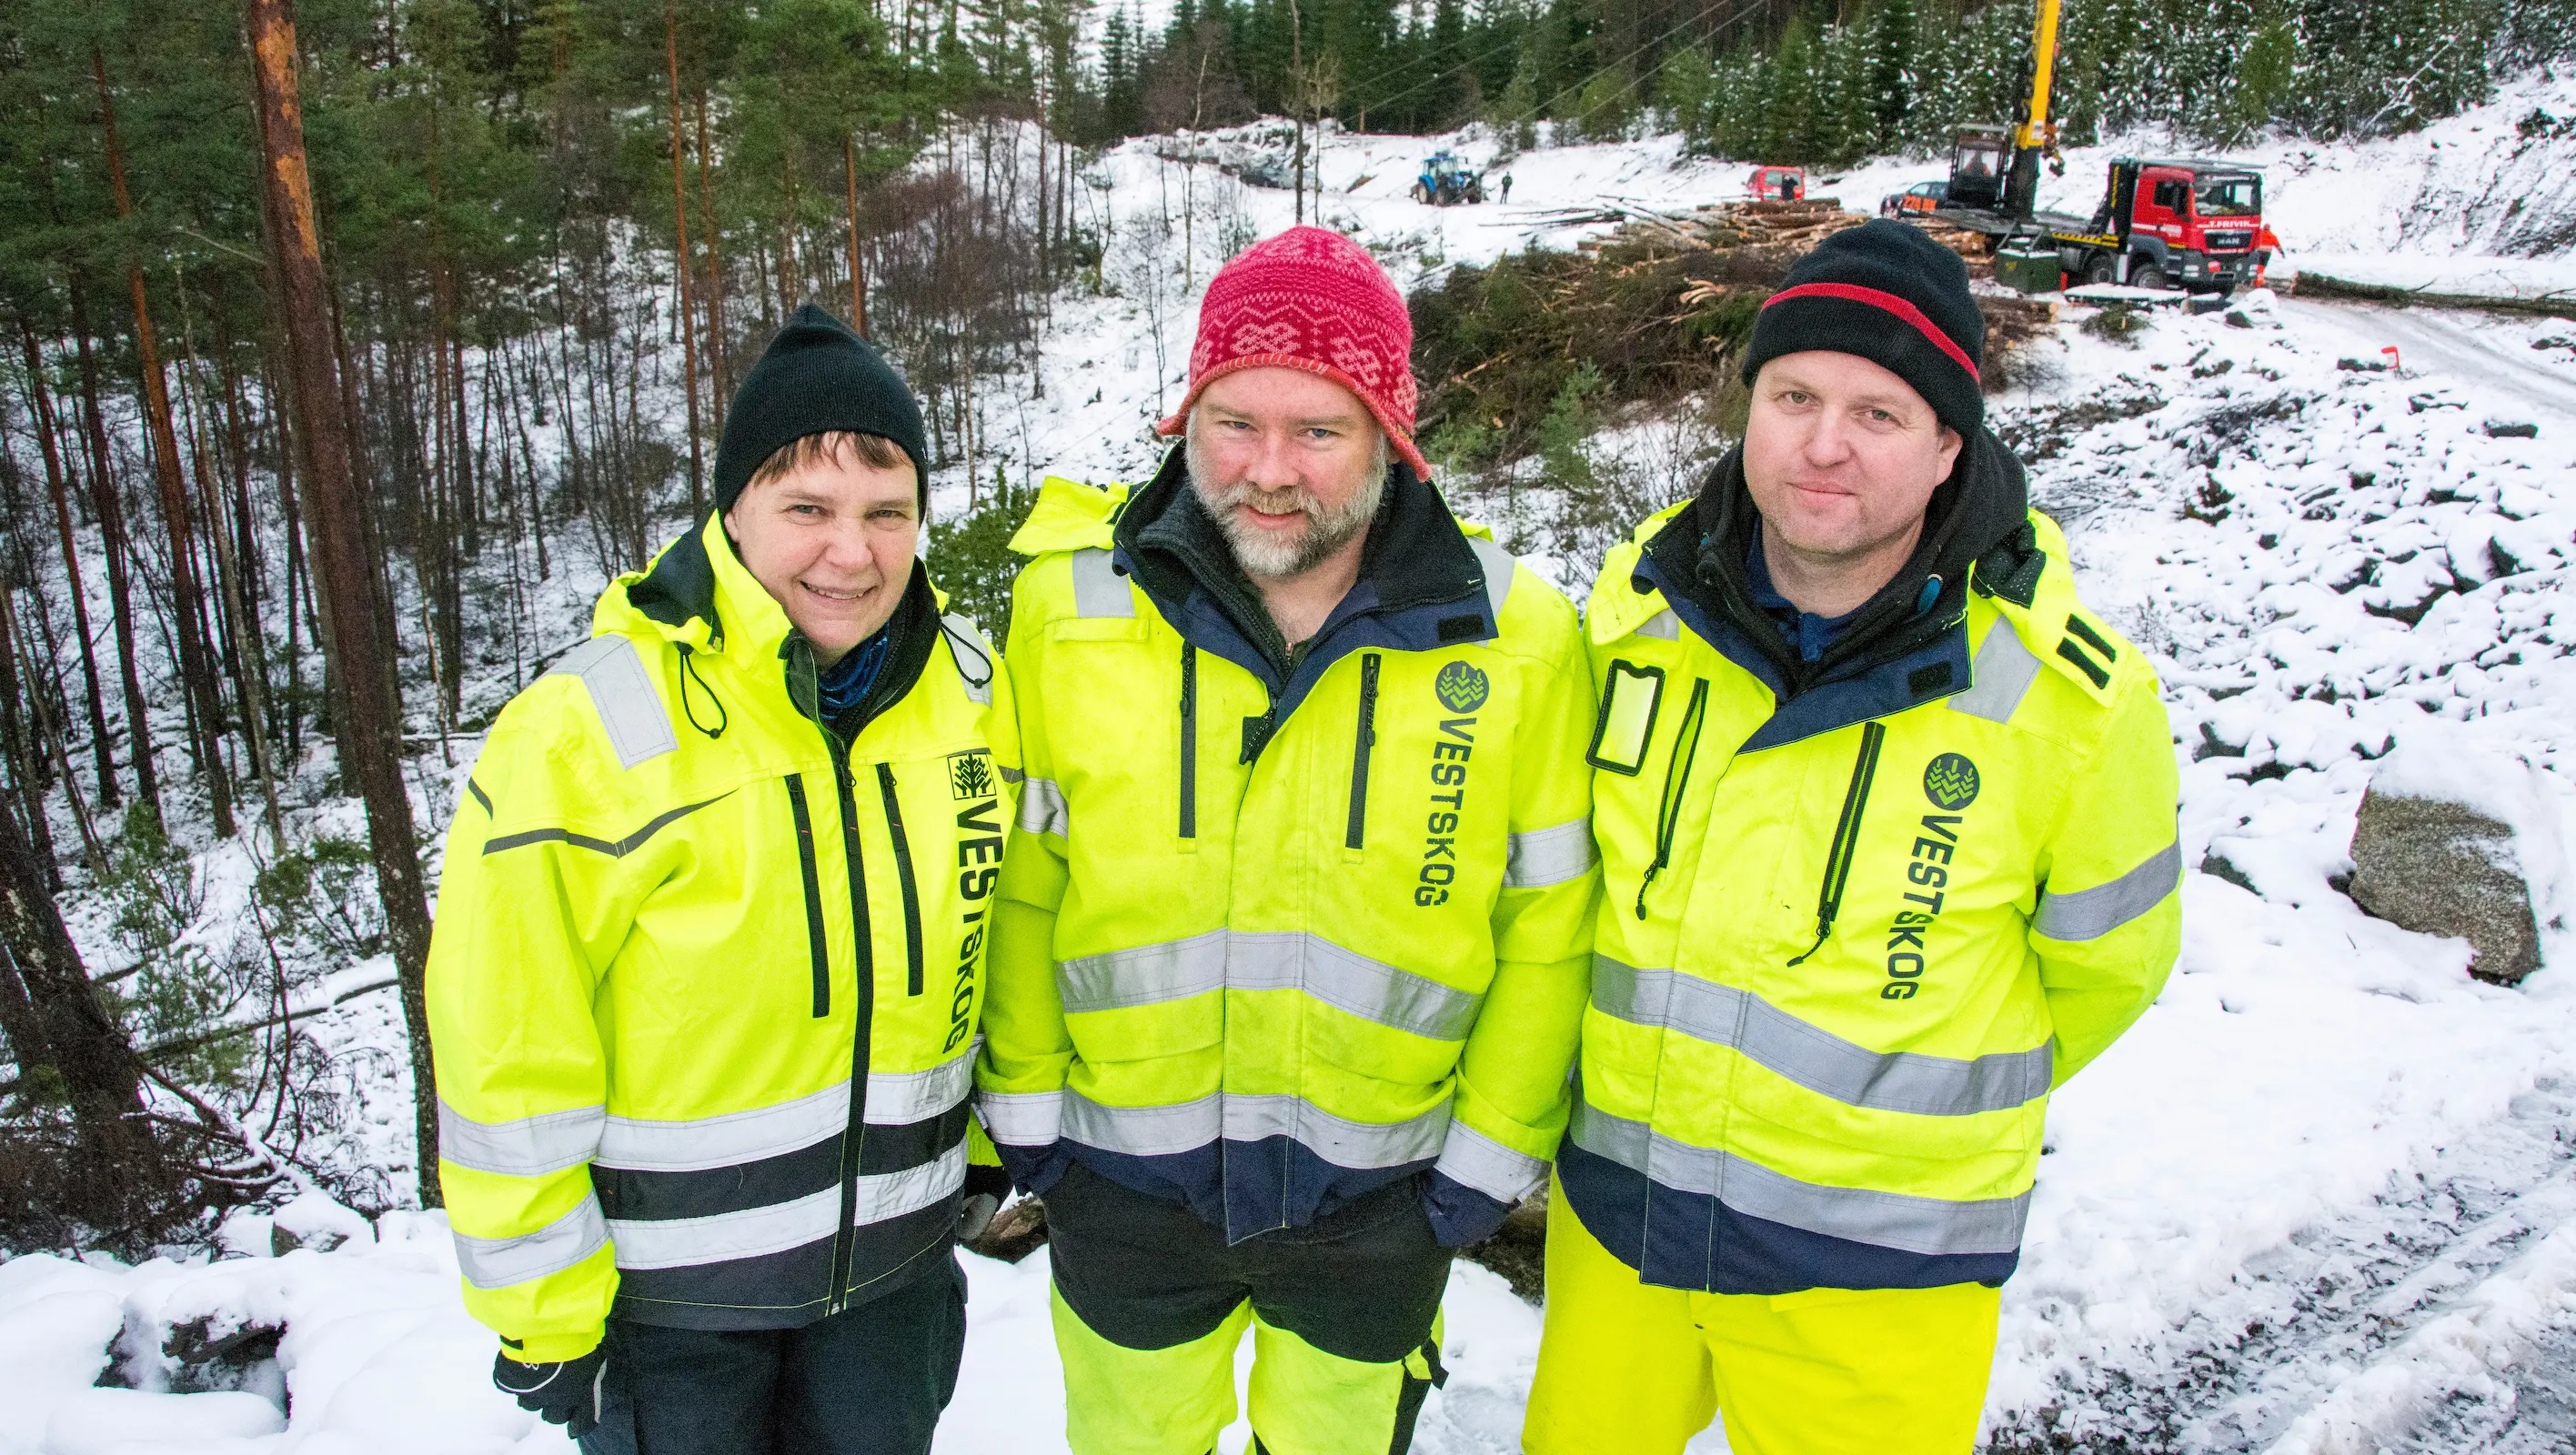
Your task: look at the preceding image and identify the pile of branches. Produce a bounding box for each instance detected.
[1409,201,2056,469]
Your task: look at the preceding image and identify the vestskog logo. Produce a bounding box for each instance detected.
[1434,660,1490,714]
[1922,753,1980,811]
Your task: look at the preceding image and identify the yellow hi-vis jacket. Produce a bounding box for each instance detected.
[428,514,1017,1360]
[974,460,1597,1244]
[1566,488,2179,1295]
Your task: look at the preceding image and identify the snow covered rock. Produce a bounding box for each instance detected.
[267,1189,372,1257]
[2346,739,2559,984]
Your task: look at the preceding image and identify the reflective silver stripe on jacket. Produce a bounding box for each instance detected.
[867,1043,981,1125]
[1057,930,1229,1011]
[975,1088,1063,1146]
[1019,777,1069,838]
[1569,1095,2028,1257]
[547,636,677,770]
[453,1193,609,1289]
[1057,929,1484,1042]
[1948,619,2044,724]
[1504,817,1597,889]
[2034,839,2183,942]
[1591,956,2052,1118]
[1069,548,1135,618]
[1230,932,1484,1040]
[941,615,996,707]
[1434,1120,1550,1205]
[604,1143,967,1270]
[1467,537,1517,625]
[1637,609,1679,641]
[595,1049,976,1173]
[1062,1089,1451,1169]
[438,1100,605,1178]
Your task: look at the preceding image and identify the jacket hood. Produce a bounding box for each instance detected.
[1010,476,1132,557]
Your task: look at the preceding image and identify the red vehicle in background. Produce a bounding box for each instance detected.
[1747,165,1806,201]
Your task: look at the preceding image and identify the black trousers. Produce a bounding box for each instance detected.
[1044,1161,1453,1453]
[579,1255,968,1455]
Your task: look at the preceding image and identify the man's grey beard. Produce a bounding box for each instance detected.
[1184,429,1390,580]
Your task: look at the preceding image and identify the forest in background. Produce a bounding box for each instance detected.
[3,0,2574,1254]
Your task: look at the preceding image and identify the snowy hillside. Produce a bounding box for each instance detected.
[10,77,2576,1455]
[1826,66,2576,303]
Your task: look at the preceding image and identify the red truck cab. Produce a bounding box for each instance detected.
[2091,157,2264,292]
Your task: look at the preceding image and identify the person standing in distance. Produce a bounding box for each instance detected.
[978,226,1598,1455]
[1525,221,2181,1455]
[428,306,1018,1454]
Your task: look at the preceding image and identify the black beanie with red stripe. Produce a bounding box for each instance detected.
[1742,219,1986,436]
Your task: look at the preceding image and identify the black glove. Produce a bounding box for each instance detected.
[493,1345,607,1439]
[957,1162,1013,1241]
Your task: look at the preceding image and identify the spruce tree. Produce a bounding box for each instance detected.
[1867,0,1917,154]
[1762,16,1817,161]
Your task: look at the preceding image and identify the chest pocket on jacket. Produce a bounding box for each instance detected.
[1589,660,1666,777]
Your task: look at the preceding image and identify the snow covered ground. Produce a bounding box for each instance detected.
[13,72,2576,1455]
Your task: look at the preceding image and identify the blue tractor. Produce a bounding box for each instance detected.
[1410,152,1486,206]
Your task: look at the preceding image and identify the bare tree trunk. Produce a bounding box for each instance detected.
[247,0,440,1208]
[846,135,869,336]
[0,754,161,1235]
[96,49,236,839]
[16,326,118,808]
[695,86,727,428]
[179,342,286,851]
[779,156,801,313]
[1291,0,1306,226]
[666,7,706,517]
[66,276,160,820]
[0,588,60,887]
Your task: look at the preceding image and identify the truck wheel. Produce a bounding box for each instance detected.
[2131,262,2169,291]
[2085,256,2117,286]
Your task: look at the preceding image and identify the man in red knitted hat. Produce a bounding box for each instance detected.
[977,226,1599,1453]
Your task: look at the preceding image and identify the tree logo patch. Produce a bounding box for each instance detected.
[949,750,997,801]
[1922,753,1980,811]
[1434,661,1490,714]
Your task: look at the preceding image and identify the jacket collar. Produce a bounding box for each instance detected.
[606,510,942,740]
[1112,442,1488,667]
[1110,442,1496,758]
[1648,425,2032,701]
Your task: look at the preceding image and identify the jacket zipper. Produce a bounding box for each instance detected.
[1179,642,1197,839]
[876,763,926,997]
[785,775,830,1017]
[1634,679,1710,920]
[826,753,876,1313]
[1787,721,1887,966]
[1346,653,1382,849]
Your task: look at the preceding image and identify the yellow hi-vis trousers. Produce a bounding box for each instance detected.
[1041,1164,1452,1455]
[1522,1188,2000,1455]
[1052,1289,1446,1455]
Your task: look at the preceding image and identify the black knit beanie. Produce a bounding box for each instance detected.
[713,305,931,514]
[1741,219,1986,436]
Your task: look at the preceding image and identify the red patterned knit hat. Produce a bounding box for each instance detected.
[1154,226,1430,479]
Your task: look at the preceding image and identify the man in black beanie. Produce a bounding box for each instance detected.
[1523,220,2182,1454]
[430,304,1018,1455]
